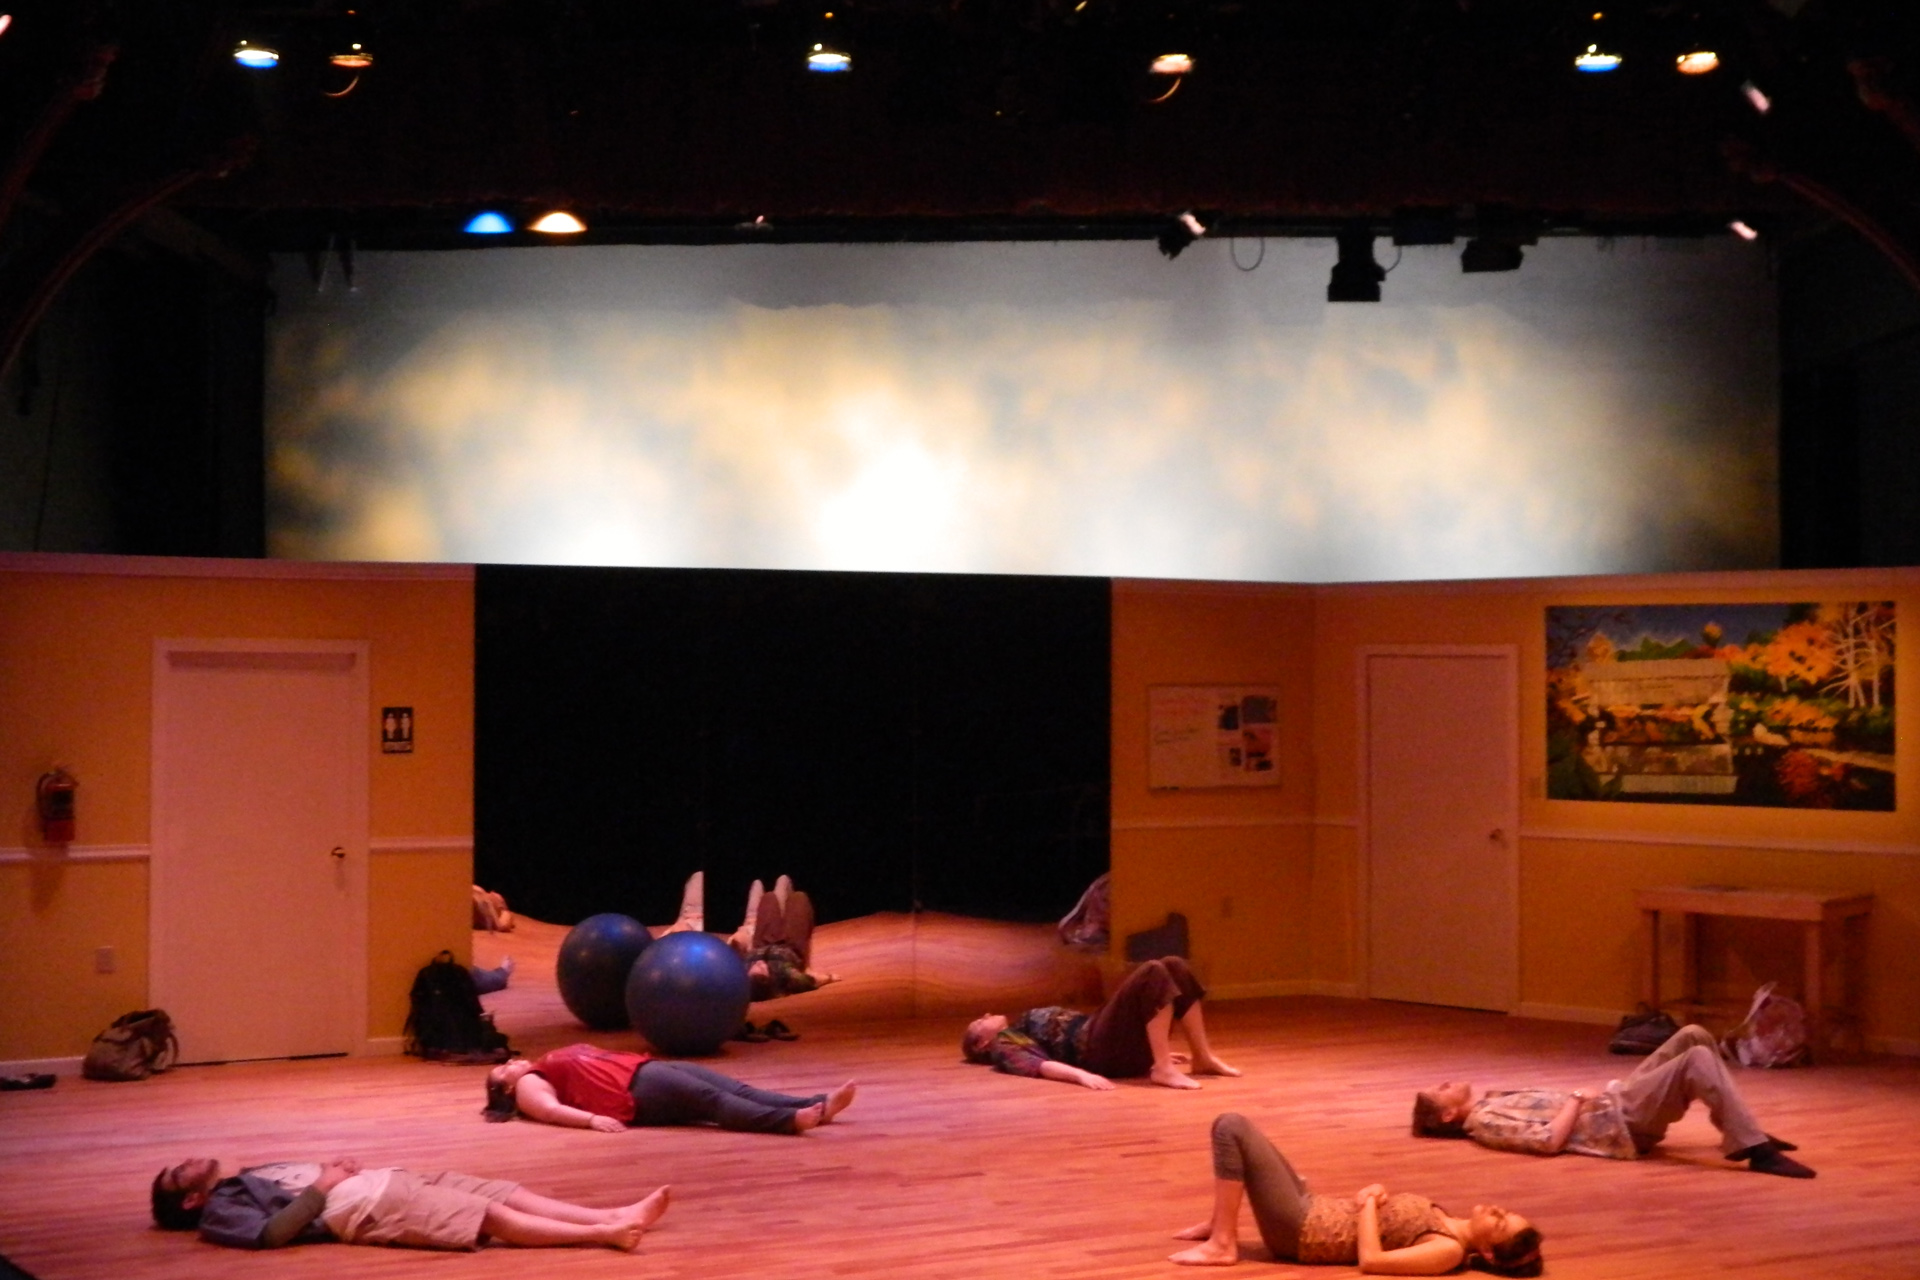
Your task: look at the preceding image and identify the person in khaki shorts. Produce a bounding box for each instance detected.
[151,1156,669,1251]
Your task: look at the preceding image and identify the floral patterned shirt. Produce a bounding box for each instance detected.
[988,1006,1091,1077]
[1466,1087,1637,1160]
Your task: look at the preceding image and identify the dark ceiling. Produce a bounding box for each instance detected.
[0,0,1908,351]
[6,0,1917,252]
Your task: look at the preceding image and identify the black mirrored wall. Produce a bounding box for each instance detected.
[475,565,1110,934]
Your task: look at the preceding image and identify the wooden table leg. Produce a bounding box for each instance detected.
[1642,908,1661,1008]
[1803,919,1825,1061]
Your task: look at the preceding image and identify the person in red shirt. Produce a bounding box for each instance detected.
[483,1043,855,1134]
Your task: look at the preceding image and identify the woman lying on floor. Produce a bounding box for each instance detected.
[483,1042,856,1135]
[1169,1113,1543,1276]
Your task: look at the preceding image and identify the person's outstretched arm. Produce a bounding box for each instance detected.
[1355,1191,1466,1276]
[1542,1090,1588,1154]
[514,1074,625,1131]
[1037,1060,1115,1090]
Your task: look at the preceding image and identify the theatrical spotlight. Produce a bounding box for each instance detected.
[1675,48,1719,75]
[330,41,373,70]
[1327,225,1384,303]
[233,39,280,69]
[1460,237,1525,272]
[464,211,514,235]
[1148,52,1192,102]
[0,14,12,38]
[807,42,851,72]
[1157,211,1208,259]
[530,211,586,234]
[1729,220,1760,241]
[1574,43,1622,73]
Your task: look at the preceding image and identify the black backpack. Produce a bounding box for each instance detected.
[404,951,513,1063]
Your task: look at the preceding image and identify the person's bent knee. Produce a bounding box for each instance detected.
[1213,1111,1253,1141]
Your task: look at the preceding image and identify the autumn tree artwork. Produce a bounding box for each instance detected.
[1546,602,1894,809]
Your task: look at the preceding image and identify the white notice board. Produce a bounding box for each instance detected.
[1148,685,1280,789]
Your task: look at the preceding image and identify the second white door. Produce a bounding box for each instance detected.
[1364,648,1518,1012]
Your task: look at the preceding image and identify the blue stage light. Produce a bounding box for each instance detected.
[464,211,515,235]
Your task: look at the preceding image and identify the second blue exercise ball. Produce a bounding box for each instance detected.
[557,912,652,1030]
[625,931,750,1056]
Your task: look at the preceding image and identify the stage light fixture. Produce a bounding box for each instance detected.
[1327,225,1385,303]
[1574,43,1622,73]
[1157,212,1208,259]
[1729,220,1760,241]
[233,40,280,69]
[331,41,374,69]
[1741,80,1771,113]
[0,14,12,38]
[1460,237,1525,273]
[530,211,586,234]
[807,42,851,72]
[464,211,514,235]
[1150,53,1193,76]
[1675,49,1718,75]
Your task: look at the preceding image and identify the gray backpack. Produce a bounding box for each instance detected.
[81,1009,179,1081]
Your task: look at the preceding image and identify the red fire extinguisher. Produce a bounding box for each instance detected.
[37,768,76,844]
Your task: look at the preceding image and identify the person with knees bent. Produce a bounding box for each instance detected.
[1170,1113,1543,1276]
[1411,1023,1814,1178]
[961,955,1238,1090]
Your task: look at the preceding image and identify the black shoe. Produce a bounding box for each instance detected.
[1766,1133,1799,1152]
[732,1021,769,1043]
[0,1074,54,1091]
[1748,1148,1816,1179]
[764,1019,799,1041]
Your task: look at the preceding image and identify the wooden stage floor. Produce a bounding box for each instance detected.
[3,912,1918,1280]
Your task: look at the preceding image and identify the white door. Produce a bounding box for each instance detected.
[1363,648,1518,1012]
[151,640,368,1063]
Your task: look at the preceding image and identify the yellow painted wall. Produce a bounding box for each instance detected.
[1308,567,1920,1051]
[0,556,474,1062]
[1110,580,1319,994]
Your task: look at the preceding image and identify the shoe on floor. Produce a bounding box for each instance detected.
[732,1021,769,1043]
[0,1073,54,1091]
[764,1019,799,1041]
[1748,1148,1816,1179]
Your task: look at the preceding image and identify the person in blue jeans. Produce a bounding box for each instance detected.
[482,1042,856,1134]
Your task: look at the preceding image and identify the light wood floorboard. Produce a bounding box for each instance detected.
[2,913,1916,1280]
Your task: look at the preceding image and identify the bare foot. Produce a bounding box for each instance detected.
[601,1223,644,1252]
[1172,1222,1214,1241]
[1151,1065,1203,1090]
[622,1186,670,1231]
[823,1081,857,1122]
[1193,1057,1241,1078]
[793,1102,825,1132]
[1169,1238,1239,1266]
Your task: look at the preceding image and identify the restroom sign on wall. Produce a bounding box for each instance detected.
[381,706,414,754]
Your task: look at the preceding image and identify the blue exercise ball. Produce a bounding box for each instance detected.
[557,913,652,1030]
[625,931,750,1056]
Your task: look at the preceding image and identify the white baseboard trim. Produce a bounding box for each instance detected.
[0,844,148,865]
[368,838,473,855]
[1865,1035,1920,1058]
[0,1055,82,1077]
[1209,979,1365,1001]
[1512,1002,1627,1026]
[363,1036,408,1057]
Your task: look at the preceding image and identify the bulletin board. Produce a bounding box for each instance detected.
[1148,685,1280,789]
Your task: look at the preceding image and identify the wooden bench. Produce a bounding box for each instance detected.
[1635,885,1872,1060]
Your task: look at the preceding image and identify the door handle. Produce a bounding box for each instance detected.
[330,846,346,860]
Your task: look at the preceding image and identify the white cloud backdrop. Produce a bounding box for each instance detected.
[268,236,1776,581]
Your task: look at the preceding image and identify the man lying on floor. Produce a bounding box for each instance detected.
[1411,1024,1815,1178]
[151,1156,669,1251]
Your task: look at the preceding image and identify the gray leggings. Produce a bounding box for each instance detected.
[627,1060,825,1134]
[1210,1112,1312,1261]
